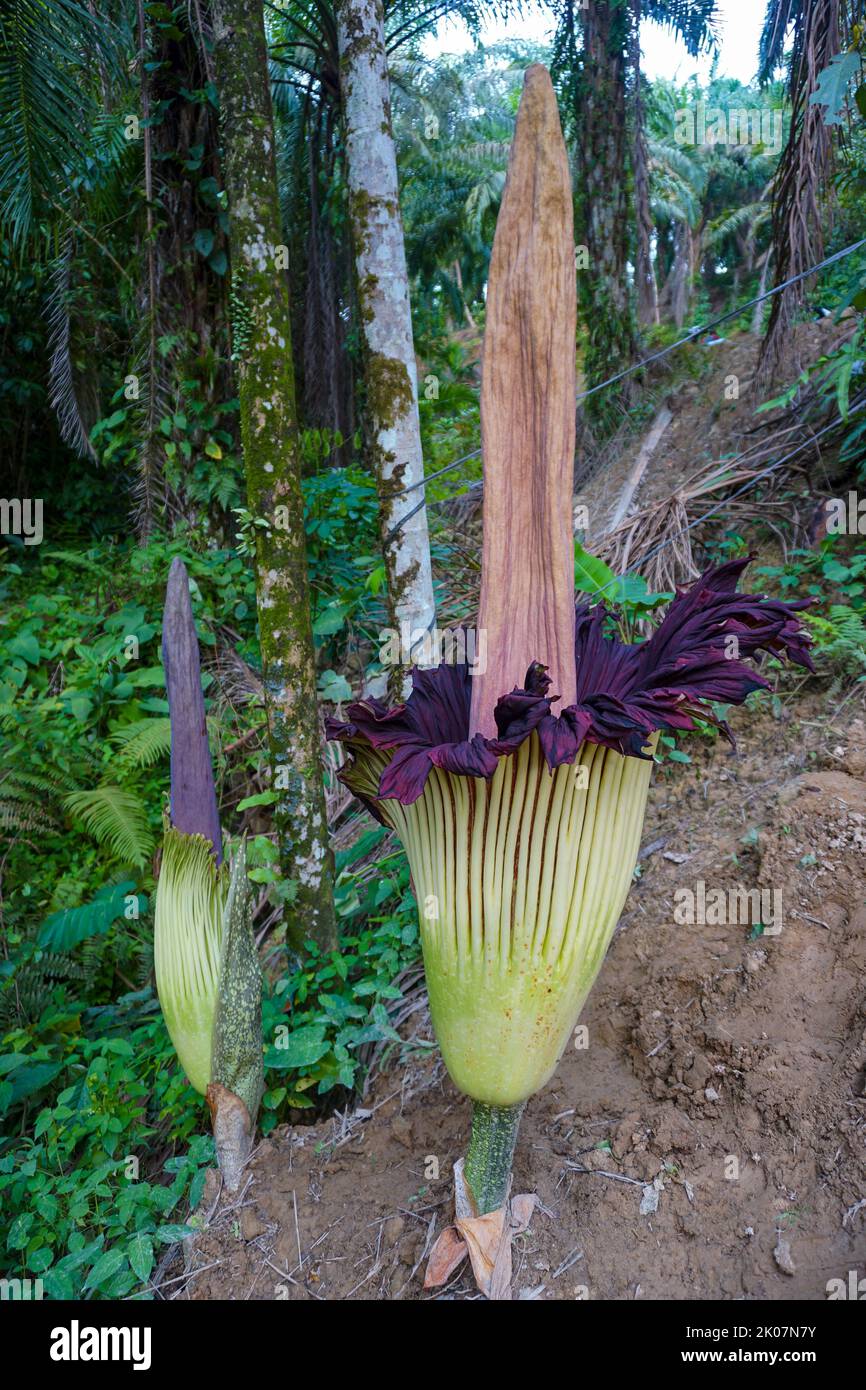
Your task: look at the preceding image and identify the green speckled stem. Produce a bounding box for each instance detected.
[464,1101,526,1215]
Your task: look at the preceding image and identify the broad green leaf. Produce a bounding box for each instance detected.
[7,1213,33,1250]
[8,633,40,665]
[317,670,352,702]
[265,1025,330,1070]
[127,1232,154,1283]
[236,790,278,811]
[84,1247,128,1290]
[125,667,166,688]
[312,601,352,636]
[42,1267,75,1300]
[154,1224,197,1245]
[809,51,860,126]
[4,1060,64,1108]
[574,542,616,596]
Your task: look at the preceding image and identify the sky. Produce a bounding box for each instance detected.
[424,3,768,86]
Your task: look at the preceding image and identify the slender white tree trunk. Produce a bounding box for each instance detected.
[337,0,435,686]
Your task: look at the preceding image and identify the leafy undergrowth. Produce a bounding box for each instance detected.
[0,840,421,1297]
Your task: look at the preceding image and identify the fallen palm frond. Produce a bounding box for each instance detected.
[597,390,866,592]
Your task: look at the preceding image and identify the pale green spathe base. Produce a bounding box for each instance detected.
[154,829,228,1096]
[377,732,654,1106]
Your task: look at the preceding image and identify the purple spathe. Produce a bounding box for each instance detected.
[162,557,223,860]
[327,559,814,805]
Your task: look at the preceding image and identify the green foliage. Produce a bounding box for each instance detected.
[759,541,866,691]
[302,464,385,683]
[803,604,866,682]
[416,336,480,483]
[38,882,146,952]
[810,52,862,127]
[0,522,427,1294]
[574,540,673,642]
[221,823,420,1116]
[0,998,211,1298]
[110,717,173,773]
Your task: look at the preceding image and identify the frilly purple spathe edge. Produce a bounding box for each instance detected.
[326,559,815,809]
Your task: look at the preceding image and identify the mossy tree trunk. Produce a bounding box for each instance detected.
[336,0,435,691]
[212,0,337,952]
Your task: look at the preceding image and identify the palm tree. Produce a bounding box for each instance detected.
[757,0,846,384]
[0,2,239,531]
[550,0,719,429]
[394,44,537,325]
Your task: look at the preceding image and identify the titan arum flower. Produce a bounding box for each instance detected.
[330,65,814,1280]
[155,558,264,1192]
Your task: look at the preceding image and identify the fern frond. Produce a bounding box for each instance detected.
[0,798,56,832]
[110,717,172,771]
[63,786,154,868]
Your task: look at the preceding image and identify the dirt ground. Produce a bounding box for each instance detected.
[180,701,866,1301]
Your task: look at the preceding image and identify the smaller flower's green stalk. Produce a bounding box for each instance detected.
[210,839,264,1128]
[464,1101,526,1215]
[155,828,264,1191]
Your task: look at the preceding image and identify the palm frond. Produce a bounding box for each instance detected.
[704,201,765,247]
[0,0,122,243]
[38,879,145,951]
[45,234,97,460]
[464,169,505,235]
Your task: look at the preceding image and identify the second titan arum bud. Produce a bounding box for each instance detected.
[329,65,814,1223]
[155,557,263,1192]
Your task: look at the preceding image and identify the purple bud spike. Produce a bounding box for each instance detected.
[162,557,222,860]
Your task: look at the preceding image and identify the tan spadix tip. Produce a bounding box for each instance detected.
[469,64,577,738]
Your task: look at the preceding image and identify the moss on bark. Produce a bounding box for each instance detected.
[212,0,336,952]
